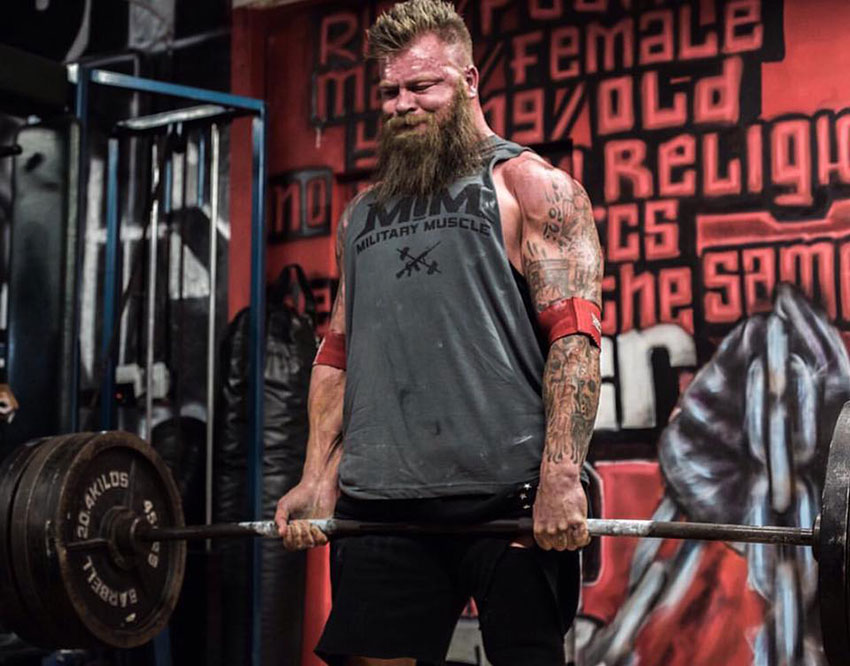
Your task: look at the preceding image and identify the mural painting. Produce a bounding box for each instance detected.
[230,0,850,664]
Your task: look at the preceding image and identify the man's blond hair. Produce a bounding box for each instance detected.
[367,0,472,65]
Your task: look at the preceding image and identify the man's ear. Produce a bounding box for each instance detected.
[465,65,480,98]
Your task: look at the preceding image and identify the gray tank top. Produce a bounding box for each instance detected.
[341,137,546,499]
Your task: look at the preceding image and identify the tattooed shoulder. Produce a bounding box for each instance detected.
[506,158,593,246]
[507,158,602,308]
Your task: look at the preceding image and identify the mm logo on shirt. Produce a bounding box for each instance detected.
[355,184,484,241]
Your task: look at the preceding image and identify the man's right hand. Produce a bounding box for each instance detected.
[275,480,338,551]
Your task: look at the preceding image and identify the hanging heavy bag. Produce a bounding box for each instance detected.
[214,264,318,666]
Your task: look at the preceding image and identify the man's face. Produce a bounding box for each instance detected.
[373,32,483,202]
[378,32,467,133]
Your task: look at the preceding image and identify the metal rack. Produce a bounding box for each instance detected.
[71,67,268,666]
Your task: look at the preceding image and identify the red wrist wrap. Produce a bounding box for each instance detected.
[538,298,602,349]
[314,331,346,370]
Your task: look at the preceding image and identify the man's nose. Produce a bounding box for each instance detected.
[394,89,417,115]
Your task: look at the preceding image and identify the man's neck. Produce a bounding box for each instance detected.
[469,102,495,139]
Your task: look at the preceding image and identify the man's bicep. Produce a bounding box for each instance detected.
[518,165,603,311]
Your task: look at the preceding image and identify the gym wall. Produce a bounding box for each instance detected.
[231,1,850,664]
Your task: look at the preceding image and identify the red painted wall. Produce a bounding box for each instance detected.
[231,2,850,664]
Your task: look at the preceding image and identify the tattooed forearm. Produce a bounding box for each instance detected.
[542,336,600,466]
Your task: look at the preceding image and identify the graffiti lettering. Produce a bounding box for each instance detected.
[313,66,367,124]
[595,324,697,431]
[318,11,359,66]
[601,264,694,334]
[269,169,333,243]
[599,113,850,209]
[703,240,849,323]
[495,4,765,74]
[602,200,681,263]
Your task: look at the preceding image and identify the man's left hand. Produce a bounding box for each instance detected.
[0,384,19,424]
[532,475,590,551]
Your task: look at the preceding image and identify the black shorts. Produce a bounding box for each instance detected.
[315,486,582,666]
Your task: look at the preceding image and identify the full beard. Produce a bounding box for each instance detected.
[373,88,485,203]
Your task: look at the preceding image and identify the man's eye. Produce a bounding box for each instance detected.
[380,88,398,99]
[411,83,433,93]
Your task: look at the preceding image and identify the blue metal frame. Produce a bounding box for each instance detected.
[248,112,267,666]
[76,68,267,665]
[70,64,90,431]
[89,69,264,113]
[101,137,121,430]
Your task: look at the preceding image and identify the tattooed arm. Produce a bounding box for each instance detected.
[507,155,603,551]
[275,196,356,550]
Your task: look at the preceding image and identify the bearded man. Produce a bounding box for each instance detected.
[275,1,603,664]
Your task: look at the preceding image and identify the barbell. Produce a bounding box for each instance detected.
[1,401,849,663]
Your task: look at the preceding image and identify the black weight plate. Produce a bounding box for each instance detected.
[10,434,100,646]
[0,438,44,642]
[819,400,850,666]
[8,433,96,648]
[25,432,104,647]
[56,431,186,648]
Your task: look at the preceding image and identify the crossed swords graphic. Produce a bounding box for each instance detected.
[396,242,442,278]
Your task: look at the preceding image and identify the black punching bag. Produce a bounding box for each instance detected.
[214,265,317,666]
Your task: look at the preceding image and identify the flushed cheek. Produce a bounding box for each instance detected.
[417,92,453,113]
